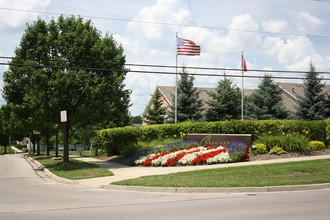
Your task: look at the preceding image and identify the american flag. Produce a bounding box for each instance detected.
[176,37,201,56]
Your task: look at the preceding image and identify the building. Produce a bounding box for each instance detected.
[143,83,330,121]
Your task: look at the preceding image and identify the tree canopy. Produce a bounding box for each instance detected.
[167,67,203,123]
[143,88,167,125]
[245,74,289,120]
[3,16,131,145]
[296,63,329,120]
[205,76,241,121]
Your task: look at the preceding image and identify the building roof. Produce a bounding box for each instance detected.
[143,83,330,116]
[156,85,253,111]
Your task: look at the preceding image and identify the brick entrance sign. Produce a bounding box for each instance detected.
[187,134,252,147]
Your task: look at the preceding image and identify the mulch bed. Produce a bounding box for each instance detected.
[98,149,330,166]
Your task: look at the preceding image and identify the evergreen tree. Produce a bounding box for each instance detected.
[205,76,241,121]
[296,63,329,120]
[143,88,167,125]
[245,74,289,120]
[167,67,203,123]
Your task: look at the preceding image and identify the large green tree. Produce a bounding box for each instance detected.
[3,16,131,156]
[296,63,329,120]
[167,67,203,123]
[205,76,241,121]
[245,74,289,120]
[143,88,167,125]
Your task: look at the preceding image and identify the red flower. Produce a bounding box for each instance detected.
[191,148,226,165]
[164,157,177,166]
[243,147,250,161]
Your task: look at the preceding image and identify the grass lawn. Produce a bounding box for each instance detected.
[31,155,113,180]
[112,159,330,187]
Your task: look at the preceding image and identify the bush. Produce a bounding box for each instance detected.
[255,144,268,154]
[256,135,310,152]
[269,146,288,155]
[308,141,326,151]
[15,144,26,149]
[97,119,327,157]
[326,119,330,146]
[98,126,141,156]
[254,120,326,142]
[22,148,28,153]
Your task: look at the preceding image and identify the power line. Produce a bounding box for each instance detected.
[1,61,330,81]
[0,7,330,39]
[1,56,330,75]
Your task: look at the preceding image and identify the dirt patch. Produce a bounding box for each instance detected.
[98,149,330,166]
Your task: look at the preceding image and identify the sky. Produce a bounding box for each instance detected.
[0,0,330,116]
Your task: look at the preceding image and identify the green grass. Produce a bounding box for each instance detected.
[112,159,330,187]
[0,146,14,154]
[31,155,113,180]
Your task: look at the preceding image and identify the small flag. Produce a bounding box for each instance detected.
[242,55,247,72]
[177,37,201,56]
[243,59,247,72]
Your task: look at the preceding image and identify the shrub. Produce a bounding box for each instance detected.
[97,119,326,157]
[98,126,141,156]
[269,146,288,155]
[21,148,28,153]
[255,144,268,154]
[256,135,310,152]
[326,119,330,146]
[254,120,326,142]
[15,144,26,149]
[308,141,326,151]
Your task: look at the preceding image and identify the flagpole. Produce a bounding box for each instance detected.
[175,33,178,124]
[241,51,244,120]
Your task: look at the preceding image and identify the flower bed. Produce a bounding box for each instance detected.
[134,146,232,166]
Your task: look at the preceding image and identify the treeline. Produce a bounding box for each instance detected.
[143,64,330,124]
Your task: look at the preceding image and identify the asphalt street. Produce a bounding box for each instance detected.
[1,154,330,220]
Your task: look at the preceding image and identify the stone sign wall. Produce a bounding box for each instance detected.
[187,134,252,147]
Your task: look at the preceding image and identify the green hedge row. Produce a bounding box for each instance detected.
[97,119,329,156]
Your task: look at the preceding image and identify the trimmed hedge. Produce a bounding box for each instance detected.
[97,126,141,155]
[97,119,329,156]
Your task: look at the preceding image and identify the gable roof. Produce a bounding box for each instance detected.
[277,82,330,112]
[143,82,330,116]
[156,85,253,110]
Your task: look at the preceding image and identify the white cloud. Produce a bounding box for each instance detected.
[299,12,324,27]
[0,0,51,31]
[263,36,330,71]
[262,20,288,33]
[297,12,324,34]
[220,13,261,53]
[128,0,192,39]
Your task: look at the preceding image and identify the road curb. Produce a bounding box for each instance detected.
[23,155,330,193]
[24,155,79,185]
[102,183,330,193]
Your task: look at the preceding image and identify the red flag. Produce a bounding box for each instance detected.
[177,37,201,56]
[243,59,247,72]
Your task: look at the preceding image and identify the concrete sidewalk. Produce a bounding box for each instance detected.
[72,154,330,190]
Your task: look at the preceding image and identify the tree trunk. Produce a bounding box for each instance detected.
[36,134,40,155]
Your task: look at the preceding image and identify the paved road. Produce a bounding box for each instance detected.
[1,154,330,220]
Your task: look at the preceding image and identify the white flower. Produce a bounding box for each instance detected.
[206,152,231,164]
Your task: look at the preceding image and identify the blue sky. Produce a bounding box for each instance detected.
[0,0,330,116]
